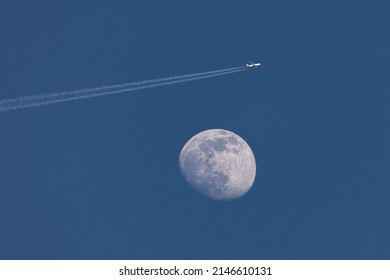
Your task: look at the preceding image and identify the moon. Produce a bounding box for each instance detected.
[179,129,256,200]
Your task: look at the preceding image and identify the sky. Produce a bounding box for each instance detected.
[0,1,389,259]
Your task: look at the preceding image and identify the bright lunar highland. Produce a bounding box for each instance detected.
[179,129,256,200]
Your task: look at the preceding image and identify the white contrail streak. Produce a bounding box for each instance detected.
[6,66,244,102]
[0,66,247,112]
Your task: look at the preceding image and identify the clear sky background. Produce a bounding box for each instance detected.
[0,1,389,259]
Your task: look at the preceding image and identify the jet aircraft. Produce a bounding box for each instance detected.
[246,61,261,68]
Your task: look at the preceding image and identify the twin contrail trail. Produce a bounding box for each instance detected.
[0,66,248,112]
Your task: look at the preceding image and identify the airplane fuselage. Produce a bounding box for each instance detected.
[246,62,261,68]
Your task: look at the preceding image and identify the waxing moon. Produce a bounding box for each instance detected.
[179,129,256,200]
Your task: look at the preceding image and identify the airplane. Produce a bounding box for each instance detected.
[246,61,261,68]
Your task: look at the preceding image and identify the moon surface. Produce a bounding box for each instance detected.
[179,129,256,200]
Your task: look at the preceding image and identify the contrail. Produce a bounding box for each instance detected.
[11,65,245,102]
[0,66,247,112]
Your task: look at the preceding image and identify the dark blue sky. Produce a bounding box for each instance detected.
[0,1,389,259]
